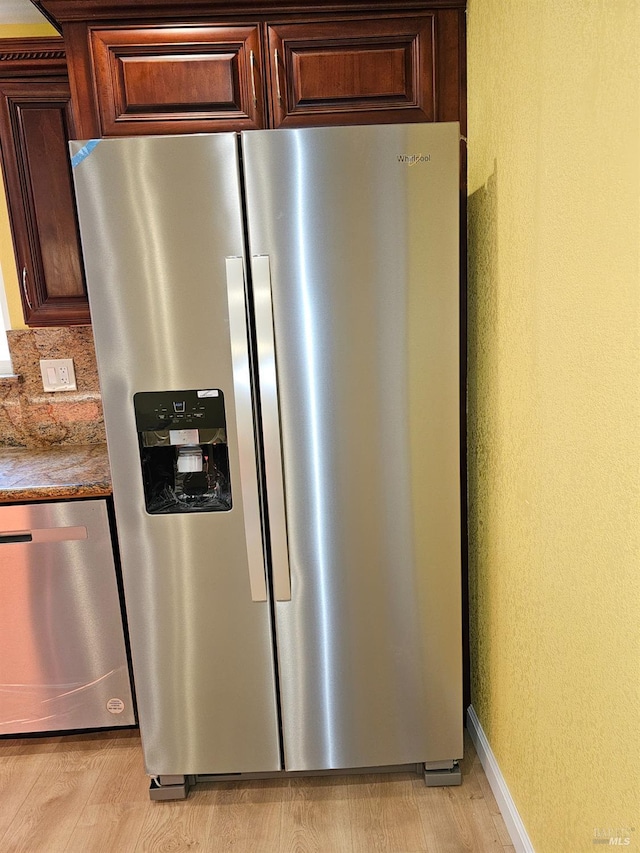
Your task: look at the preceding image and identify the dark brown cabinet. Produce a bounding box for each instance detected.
[33,1,465,139]
[0,38,89,325]
[84,13,457,135]
[89,25,265,135]
[266,16,438,128]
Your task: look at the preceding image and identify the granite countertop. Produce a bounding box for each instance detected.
[0,444,112,503]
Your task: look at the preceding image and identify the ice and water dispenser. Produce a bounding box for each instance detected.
[133,390,232,514]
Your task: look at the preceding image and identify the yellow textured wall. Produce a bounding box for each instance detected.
[467,1,640,850]
[0,23,58,329]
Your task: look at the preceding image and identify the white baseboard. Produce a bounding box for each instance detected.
[466,705,536,853]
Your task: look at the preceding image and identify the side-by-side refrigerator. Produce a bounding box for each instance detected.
[70,122,462,799]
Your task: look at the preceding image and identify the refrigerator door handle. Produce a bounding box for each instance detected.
[251,255,292,601]
[225,257,268,603]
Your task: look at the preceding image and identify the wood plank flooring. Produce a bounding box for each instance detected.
[0,729,514,852]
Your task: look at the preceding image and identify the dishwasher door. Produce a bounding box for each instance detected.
[0,499,135,734]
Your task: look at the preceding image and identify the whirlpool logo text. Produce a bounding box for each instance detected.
[397,153,431,165]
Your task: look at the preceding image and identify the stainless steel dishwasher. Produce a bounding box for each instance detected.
[0,499,135,734]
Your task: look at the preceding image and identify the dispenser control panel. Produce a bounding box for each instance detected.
[133,390,226,433]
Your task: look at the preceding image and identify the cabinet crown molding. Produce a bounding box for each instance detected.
[0,38,66,77]
[31,0,465,25]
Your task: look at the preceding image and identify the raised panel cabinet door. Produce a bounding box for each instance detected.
[266,16,437,128]
[90,25,266,135]
[0,79,89,326]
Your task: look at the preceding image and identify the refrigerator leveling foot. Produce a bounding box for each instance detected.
[423,761,462,787]
[149,775,191,801]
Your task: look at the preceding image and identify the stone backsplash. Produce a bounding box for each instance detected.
[0,327,105,448]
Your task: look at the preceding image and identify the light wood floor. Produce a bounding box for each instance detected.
[0,728,514,852]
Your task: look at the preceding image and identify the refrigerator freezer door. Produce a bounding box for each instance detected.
[71,134,281,774]
[242,123,462,770]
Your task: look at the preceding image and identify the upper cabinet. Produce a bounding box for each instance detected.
[0,38,89,326]
[266,13,462,129]
[31,1,465,138]
[89,25,265,135]
[267,17,436,128]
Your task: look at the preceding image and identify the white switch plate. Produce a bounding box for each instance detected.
[39,358,77,392]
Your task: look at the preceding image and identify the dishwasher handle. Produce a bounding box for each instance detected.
[0,531,32,544]
[0,527,87,544]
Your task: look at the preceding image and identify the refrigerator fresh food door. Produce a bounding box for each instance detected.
[70,134,281,775]
[242,123,462,771]
[0,500,134,734]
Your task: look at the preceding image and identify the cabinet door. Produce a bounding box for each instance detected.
[90,25,266,135]
[266,16,437,128]
[0,79,89,326]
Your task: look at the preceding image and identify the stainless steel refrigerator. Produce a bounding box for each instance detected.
[70,123,462,799]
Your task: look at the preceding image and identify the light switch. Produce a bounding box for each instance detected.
[39,358,77,392]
